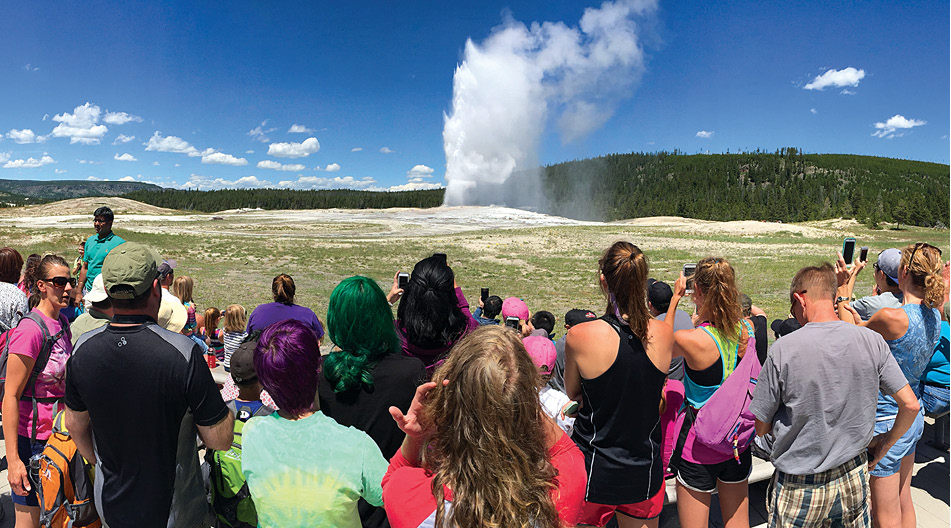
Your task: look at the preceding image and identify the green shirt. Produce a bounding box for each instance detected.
[70,309,111,346]
[82,231,125,292]
[242,410,387,528]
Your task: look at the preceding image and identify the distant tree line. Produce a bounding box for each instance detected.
[542,149,949,228]
[120,188,445,212]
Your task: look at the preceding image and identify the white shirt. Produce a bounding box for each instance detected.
[539,386,575,436]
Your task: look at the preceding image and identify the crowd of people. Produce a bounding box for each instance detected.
[0,206,947,528]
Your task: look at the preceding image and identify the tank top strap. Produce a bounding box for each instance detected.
[698,320,748,380]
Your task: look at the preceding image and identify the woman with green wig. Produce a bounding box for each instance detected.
[319,275,426,528]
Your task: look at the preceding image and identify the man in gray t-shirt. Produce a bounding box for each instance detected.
[751,263,920,528]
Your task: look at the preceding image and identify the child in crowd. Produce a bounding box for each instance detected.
[502,297,534,337]
[531,310,556,339]
[228,339,275,419]
[172,275,208,353]
[203,307,225,361]
[222,304,248,371]
[524,335,575,436]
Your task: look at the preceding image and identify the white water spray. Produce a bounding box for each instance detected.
[442,0,657,209]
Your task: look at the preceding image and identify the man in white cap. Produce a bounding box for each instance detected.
[64,242,233,527]
[837,248,903,320]
[69,274,112,345]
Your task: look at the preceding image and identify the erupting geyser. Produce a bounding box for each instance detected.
[442,0,657,209]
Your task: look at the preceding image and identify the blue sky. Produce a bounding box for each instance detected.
[1,1,947,193]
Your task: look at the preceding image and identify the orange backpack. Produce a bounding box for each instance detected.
[29,411,101,528]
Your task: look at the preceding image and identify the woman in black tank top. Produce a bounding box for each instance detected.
[564,242,673,528]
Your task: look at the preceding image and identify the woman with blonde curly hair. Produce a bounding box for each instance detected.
[382,325,586,528]
[838,242,945,528]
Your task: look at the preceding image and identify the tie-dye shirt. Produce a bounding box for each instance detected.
[242,410,387,528]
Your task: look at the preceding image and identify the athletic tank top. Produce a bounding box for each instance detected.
[683,320,751,409]
[571,315,666,504]
[878,304,941,417]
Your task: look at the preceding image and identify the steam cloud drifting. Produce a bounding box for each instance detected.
[443,0,656,208]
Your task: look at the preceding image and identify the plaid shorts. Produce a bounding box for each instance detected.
[767,453,870,528]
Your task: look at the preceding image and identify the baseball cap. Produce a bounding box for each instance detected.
[876,249,901,284]
[230,338,259,385]
[523,335,557,375]
[157,259,177,280]
[647,278,673,313]
[502,297,529,321]
[102,242,161,299]
[770,318,801,339]
[565,309,597,327]
[85,274,108,304]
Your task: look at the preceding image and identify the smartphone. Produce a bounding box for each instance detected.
[561,400,580,417]
[481,287,489,302]
[505,316,520,330]
[397,272,409,290]
[683,263,697,294]
[433,252,447,265]
[842,237,856,265]
[859,246,869,263]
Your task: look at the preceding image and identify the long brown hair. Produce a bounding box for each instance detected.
[693,257,744,343]
[272,273,295,305]
[421,326,561,528]
[901,243,945,309]
[599,241,651,343]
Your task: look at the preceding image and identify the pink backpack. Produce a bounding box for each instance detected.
[692,327,760,462]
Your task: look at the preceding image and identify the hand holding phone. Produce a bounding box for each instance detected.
[842,238,856,266]
[683,263,697,294]
[397,272,410,290]
[481,287,489,302]
[505,316,520,330]
[859,246,869,263]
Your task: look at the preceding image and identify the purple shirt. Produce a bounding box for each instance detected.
[396,287,479,375]
[247,302,324,338]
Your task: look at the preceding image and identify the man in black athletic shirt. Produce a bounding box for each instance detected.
[65,242,233,528]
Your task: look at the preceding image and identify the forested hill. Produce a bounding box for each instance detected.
[120,188,445,211]
[543,150,949,227]
[0,179,159,206]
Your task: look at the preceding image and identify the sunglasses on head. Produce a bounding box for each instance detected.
[43,276,77,288]
[908,243,942,267]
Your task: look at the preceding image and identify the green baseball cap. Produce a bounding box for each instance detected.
[102,242,161,299]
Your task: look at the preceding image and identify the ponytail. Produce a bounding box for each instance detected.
[693,257,743,343]
[599,241,651,343]
[272,273,296,305]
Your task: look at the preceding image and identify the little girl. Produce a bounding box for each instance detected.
[172,275,207,352]
[221,304,248,371]
[203,307,225,361]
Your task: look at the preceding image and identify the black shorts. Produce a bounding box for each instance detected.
[675,448,752,493]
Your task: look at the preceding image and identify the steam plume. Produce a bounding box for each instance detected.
[443,0,657,208]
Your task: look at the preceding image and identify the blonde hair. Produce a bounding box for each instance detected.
[204,307,221,337]
[421,326,561,528]
[901,243,945,309]
[171,275,195,304]
[223,304,247,333]
[693,257,744,343]
[599,241,651,343]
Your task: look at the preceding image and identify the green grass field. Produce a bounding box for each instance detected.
[2,203,946,345]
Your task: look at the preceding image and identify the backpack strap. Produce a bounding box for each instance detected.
[21,312,67,445]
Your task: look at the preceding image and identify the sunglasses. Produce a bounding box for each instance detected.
[908,243,942,267]
[43,276,77,288]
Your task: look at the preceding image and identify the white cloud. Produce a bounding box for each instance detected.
[407,164,434,178]
[6,129,45,144]
[3,155,56,169]
[383,182,444,192]
[54,169,67,174]
[179,174,272,190]
[267,137,320,158]
[86,176,105,181]
[113,134,135,145]
[78,159,103,165]
[247,120,276,143]
[323,163,341,172]
[23,64,39,72]
[144,131,199,156]
[102,111,143,125]
[804,67,865,91]
[257,160,307,172]
[288,124,314,134]
[872,114,926,139]
[152,161,160,166]
[379,147,394,154]
[114,153,137,162]
[201,151,248,166]
[119,176,136,182]
[50,103,109,144]
[174,163,181,167]
[351,147,363,152]
[696,130,714,138]
[840,89,856,95]
[277,175,377,190]
[810,108,818,115]
[245,150,254,154]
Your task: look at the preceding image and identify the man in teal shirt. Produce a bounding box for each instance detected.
[76,206,125,308]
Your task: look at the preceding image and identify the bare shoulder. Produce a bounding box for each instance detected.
[566,319,612,354]
[647,318,674,345]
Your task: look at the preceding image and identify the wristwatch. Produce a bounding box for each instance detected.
[835,296,850,304]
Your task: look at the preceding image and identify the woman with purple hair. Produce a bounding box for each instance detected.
[240,319,388,528]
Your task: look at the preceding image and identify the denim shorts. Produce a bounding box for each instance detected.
[920,383,949,416]
[11,435,46,507]
[870,409,924,478]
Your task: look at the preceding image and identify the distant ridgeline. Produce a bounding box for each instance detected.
[120,188,445,212]
[542,150,949,228]
[0,178,159,207]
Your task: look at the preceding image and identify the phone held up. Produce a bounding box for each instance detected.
[842,237,856,265]
[683,263,697,294]
[859,246,869,263]
[433,252,447,265]
[481,287,489,302]
[505,316,520,330]
[397,272,410,290]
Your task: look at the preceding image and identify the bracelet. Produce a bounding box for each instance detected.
[835,296,850,304]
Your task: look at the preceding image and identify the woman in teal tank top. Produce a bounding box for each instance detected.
[838,242,945,528]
